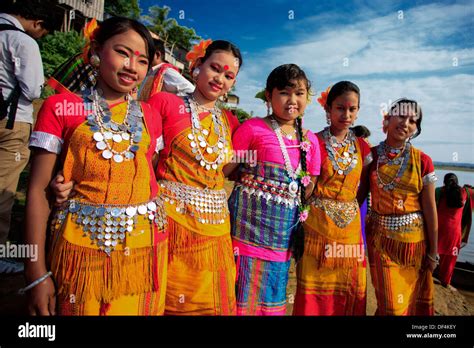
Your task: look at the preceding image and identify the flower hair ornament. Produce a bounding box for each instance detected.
[186,39,213,72]
[82,18,99,64]
[317,86,331,109]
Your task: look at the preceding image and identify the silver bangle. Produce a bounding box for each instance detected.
[426,253,440,264]
[19,271,53,295]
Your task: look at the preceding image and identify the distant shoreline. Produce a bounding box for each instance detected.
[435,165,474,173]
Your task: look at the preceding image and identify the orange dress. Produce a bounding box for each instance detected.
[149,92,239,315]
[366,143,436,315]
[294,130,371,315]
[30,92,167,315]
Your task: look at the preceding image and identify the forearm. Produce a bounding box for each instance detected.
[422,184,438,255]
[24,187,51,280]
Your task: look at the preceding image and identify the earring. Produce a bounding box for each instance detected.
[326,112,331,125]
[383,120,389,126]
[90,54,100,69]
[192,67,200,79]
[266,102,271,116]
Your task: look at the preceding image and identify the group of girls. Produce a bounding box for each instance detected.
[24,16,438,316]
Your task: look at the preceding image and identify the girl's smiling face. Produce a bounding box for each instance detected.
[194,50,239,102]
[93,29,150,95]
[386,105,419,142]
[327,91,359,131]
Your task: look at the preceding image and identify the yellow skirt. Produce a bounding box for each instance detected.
[164,217,236,315]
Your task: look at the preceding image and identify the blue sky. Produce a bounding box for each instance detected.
[140,0,474,164]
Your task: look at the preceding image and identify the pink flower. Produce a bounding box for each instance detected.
[299,210,309,222]
[301,175,311,187]
[300,141,311,152]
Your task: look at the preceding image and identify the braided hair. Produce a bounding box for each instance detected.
[292,116,307,262]
[443,173,463,208]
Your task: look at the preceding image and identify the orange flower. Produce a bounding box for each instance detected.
[186,39,212,71]
[317,86,331,108]
[82,18,98,63]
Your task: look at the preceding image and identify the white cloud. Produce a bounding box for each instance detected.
[234,1,474,163]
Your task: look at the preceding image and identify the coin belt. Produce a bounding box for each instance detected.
[53,197,167,256]
[237,173,300,208]
[368,210,423,231]
[159,180,229,224]
[310,196,359,229]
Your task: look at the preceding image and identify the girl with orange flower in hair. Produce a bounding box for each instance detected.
[24,17,168,315]
[293,81,372,315]
[147,39,242,315]
[366,98,438,315]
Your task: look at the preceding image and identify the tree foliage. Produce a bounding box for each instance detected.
[104,0,140,19]
[143,5,200,51]
[38,30,85,77]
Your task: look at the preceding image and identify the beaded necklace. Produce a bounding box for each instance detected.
[376,140,411,191]
[322,127,358,175]
[85,88,143,163]
[184,94,229,171]
[269,116,301,195]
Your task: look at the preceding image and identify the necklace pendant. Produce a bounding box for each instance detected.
[286,135,293,140]
[122,133,130,141]
[337,169,344,175]
[202,129,209,136]
[93,132,104,142]
[187,133,194,140]
[102,150,113,159]
[96,141,107,150]
[211,163,218,170]
[113,154,124,163]
[199,141,206,148]
[205,164,211,170]
[288,181,299,195]
[113,134,123,143]
[104,132,113,140]
[190,141,196,148]
[200,160,206,167]
[206,147,213,154]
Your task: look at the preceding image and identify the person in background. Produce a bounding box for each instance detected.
[0,0,57,274]
[435,173,472,288]
[137,34,195,101]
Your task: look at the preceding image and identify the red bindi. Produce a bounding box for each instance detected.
[134,50,140,56]
[224,65,229,71]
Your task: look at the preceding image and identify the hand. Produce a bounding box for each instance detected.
[49,170,75,205]
[423,255,438,273]
[27,277,56,316]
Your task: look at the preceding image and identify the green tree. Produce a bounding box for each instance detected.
[39,30,85,77]
[105,0,140,19]
[166,24,200,51]
[143,5,201,51]
[143,5,175,39]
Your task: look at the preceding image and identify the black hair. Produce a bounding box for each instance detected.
[351,125,371,138]
[153,39,166,62]
[2,0,60,31]
[266,64,312,94]
[326,80,360,108]
[388,98,423,139]
[197,40,243,71]
[291,116,307,262]
[92,17,155,70]
[443,173,464,208]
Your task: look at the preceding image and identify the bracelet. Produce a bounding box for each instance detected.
[426,253,440,264]
[18,271,53,295]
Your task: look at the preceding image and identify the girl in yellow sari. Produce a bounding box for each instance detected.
[148,40,242,315]
[366,98,437,315]
[293,81,372,315]
[25,17,167,315]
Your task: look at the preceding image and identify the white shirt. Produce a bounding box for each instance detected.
[152,62,195,96]
[0,13,44,124]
